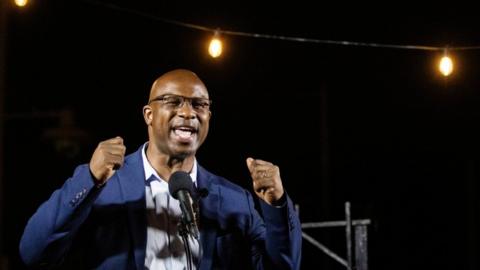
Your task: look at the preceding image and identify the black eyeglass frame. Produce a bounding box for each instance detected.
[148,94,212,112]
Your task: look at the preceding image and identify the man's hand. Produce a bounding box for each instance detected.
[89,136,126,185]
[246,157,284,205]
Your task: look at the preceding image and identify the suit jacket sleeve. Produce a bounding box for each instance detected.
[250,192,302,270]
[19,164,102,268]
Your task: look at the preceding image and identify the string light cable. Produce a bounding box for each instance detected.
[83,0,480,75]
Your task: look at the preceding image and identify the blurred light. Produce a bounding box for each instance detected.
[14,0,28,7]
[208,32,222,58]
[439,55,453,77]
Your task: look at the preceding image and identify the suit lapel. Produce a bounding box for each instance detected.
[115,153,221,270]
[196,166,220,270]
[116,148,147,270]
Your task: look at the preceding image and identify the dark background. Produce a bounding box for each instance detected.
[1,1,480,269]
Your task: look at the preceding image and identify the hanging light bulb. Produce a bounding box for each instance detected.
[14,0,28,7]
[208,31,223,58]
[439,49,453,77]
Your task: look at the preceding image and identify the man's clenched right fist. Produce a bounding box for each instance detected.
[89,136,126,185]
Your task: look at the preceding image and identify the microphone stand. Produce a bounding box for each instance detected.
[178,220,194,270]
[178,189,205,270]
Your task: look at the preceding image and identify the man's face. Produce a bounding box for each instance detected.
[144,74,211,159]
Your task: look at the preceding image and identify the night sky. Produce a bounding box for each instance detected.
[2,1,480,269]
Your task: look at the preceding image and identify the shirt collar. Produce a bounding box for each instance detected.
[141,142,197,186]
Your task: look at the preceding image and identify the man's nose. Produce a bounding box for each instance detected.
[176,101,196,118]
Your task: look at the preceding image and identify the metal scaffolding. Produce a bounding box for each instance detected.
[299,202,370,270]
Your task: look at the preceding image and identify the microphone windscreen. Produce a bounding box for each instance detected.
[168,171,194,199]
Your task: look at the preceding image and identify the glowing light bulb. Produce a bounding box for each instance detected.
[208,32,222,58]
[439,55,453,77]
[14,0,28,7]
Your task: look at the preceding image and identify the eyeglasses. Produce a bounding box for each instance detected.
[148,94,212,113]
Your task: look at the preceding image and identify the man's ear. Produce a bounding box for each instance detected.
[143,105,152,125]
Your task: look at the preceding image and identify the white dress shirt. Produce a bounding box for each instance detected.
[142,143,200,270]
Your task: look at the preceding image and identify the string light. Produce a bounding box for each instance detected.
[208,31,223,58]
[439,49,453,77]
[14,0,28,7]
[84,0,480,77]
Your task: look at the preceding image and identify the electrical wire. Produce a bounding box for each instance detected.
[83,0,480,52]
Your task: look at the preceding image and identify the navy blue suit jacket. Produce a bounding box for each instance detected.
[19,146,302,269]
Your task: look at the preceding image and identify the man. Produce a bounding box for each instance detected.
[19,69,302,269]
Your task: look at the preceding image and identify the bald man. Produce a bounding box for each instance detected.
[19,69,302,270]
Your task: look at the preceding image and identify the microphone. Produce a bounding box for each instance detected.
[168,171,199,239]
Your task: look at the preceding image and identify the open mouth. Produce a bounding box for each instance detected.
[171,125,197,142]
